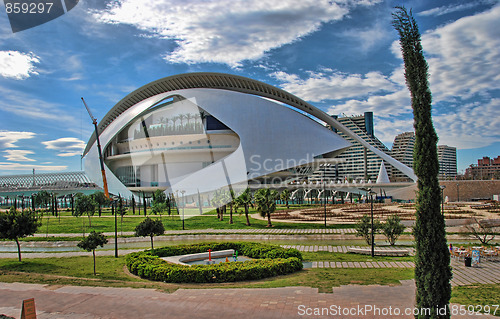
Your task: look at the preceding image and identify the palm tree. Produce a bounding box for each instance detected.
[92,192,108,217]
[34,190,51,214]
[211,190,222,220]
[228,190,235,224]
[171,115,179,131]
[254,188,277,227]
[280,189,290,209]
[178,114,186,130]
[236,188,253,226]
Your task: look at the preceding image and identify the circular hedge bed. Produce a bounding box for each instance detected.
[126,242,303,283]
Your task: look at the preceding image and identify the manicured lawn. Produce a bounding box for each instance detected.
[0,256,131,281]
[237,268,415,293]
[34,208,352,235]
[451,284,500,317]
[0,256,414,293]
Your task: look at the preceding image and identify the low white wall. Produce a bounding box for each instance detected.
[161,249,235,266]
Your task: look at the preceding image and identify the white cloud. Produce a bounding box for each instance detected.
[0,86,79,129]
[374,117,414,145]
[92,0,381,66]
[3,150,35,162]
[0,51,40,80]
[421,5,500,102]
[0,162,67,171]
[325,5,500,151]
[328,89,412,117]
[419,1,496,17]
[434,99,500,149]
[42,137,86,157]
[0,131,36,148]
[273,70,396,102]
[342,21,392,53]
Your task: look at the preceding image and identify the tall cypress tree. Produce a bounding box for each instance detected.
[392,7,452,319]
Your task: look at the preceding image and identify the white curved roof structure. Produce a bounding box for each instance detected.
[83,72,416,201]
[84,72,416,182]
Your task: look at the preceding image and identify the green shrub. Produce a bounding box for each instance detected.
[126,242,303,283]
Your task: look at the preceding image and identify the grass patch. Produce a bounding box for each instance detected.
[34,210,352,235]
[227,268,415,293]
[451,284,500,317]
[0,256,131,281]
[0,256,414,294]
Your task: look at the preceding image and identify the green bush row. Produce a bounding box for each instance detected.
[126,242,303,283]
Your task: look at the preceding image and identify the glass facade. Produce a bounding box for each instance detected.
[103,95,240,189]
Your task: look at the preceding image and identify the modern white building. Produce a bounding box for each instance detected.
[437,145,457,179]
[391,132,415,182]
[83,73,416,206]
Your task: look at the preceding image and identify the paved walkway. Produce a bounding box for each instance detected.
[311,261,415,269]
[451,258,500,286]
[0,245,413,259]
[2,244,499,287]
[283,245,415,254]
[32,228,360,238]
[0,281,497,319]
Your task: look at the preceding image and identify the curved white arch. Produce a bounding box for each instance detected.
[84,72,416,183]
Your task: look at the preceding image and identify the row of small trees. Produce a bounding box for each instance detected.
[77,217,164,275]
[72,193,127,227]
[210,188,281,227]
[355,214,405,246]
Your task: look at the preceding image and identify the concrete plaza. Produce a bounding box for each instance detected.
[0,280,497,319]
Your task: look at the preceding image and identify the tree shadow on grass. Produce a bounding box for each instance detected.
[0,259,61,274]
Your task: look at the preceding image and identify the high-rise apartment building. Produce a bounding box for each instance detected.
[437,145,457,179]
[391,132,415,182]
[328,112,392,181]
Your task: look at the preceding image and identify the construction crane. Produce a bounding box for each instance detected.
[81,97,110,199]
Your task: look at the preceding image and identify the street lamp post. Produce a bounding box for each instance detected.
[114,198,118,258]
[370,190,375,257]
[440,185,446,216]
[323,165,327,228]
[456,183,460,202]
[181,190,186,230]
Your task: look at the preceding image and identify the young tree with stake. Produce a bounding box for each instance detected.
[135,217,165,250]
[77,231,108,275]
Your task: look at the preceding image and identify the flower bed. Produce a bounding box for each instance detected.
[126,242,303,283]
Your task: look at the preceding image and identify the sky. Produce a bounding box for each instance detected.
[0,0,499,176]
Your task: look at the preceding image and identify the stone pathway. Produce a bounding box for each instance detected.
[283,244,416,254]
[32,228,360,238]
[450,258,500,286]
[311,261,415,269]
[0,281,496,319]
[0,245,413,259]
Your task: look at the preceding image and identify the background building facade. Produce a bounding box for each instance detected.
[437,145,457,179]
[465,156,500,180]
[328,112,392,181]
[391,132,415,182]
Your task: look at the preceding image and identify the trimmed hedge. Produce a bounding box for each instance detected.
[126,242,303,283]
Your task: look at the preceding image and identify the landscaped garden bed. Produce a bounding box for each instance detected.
[126,242,303,283]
